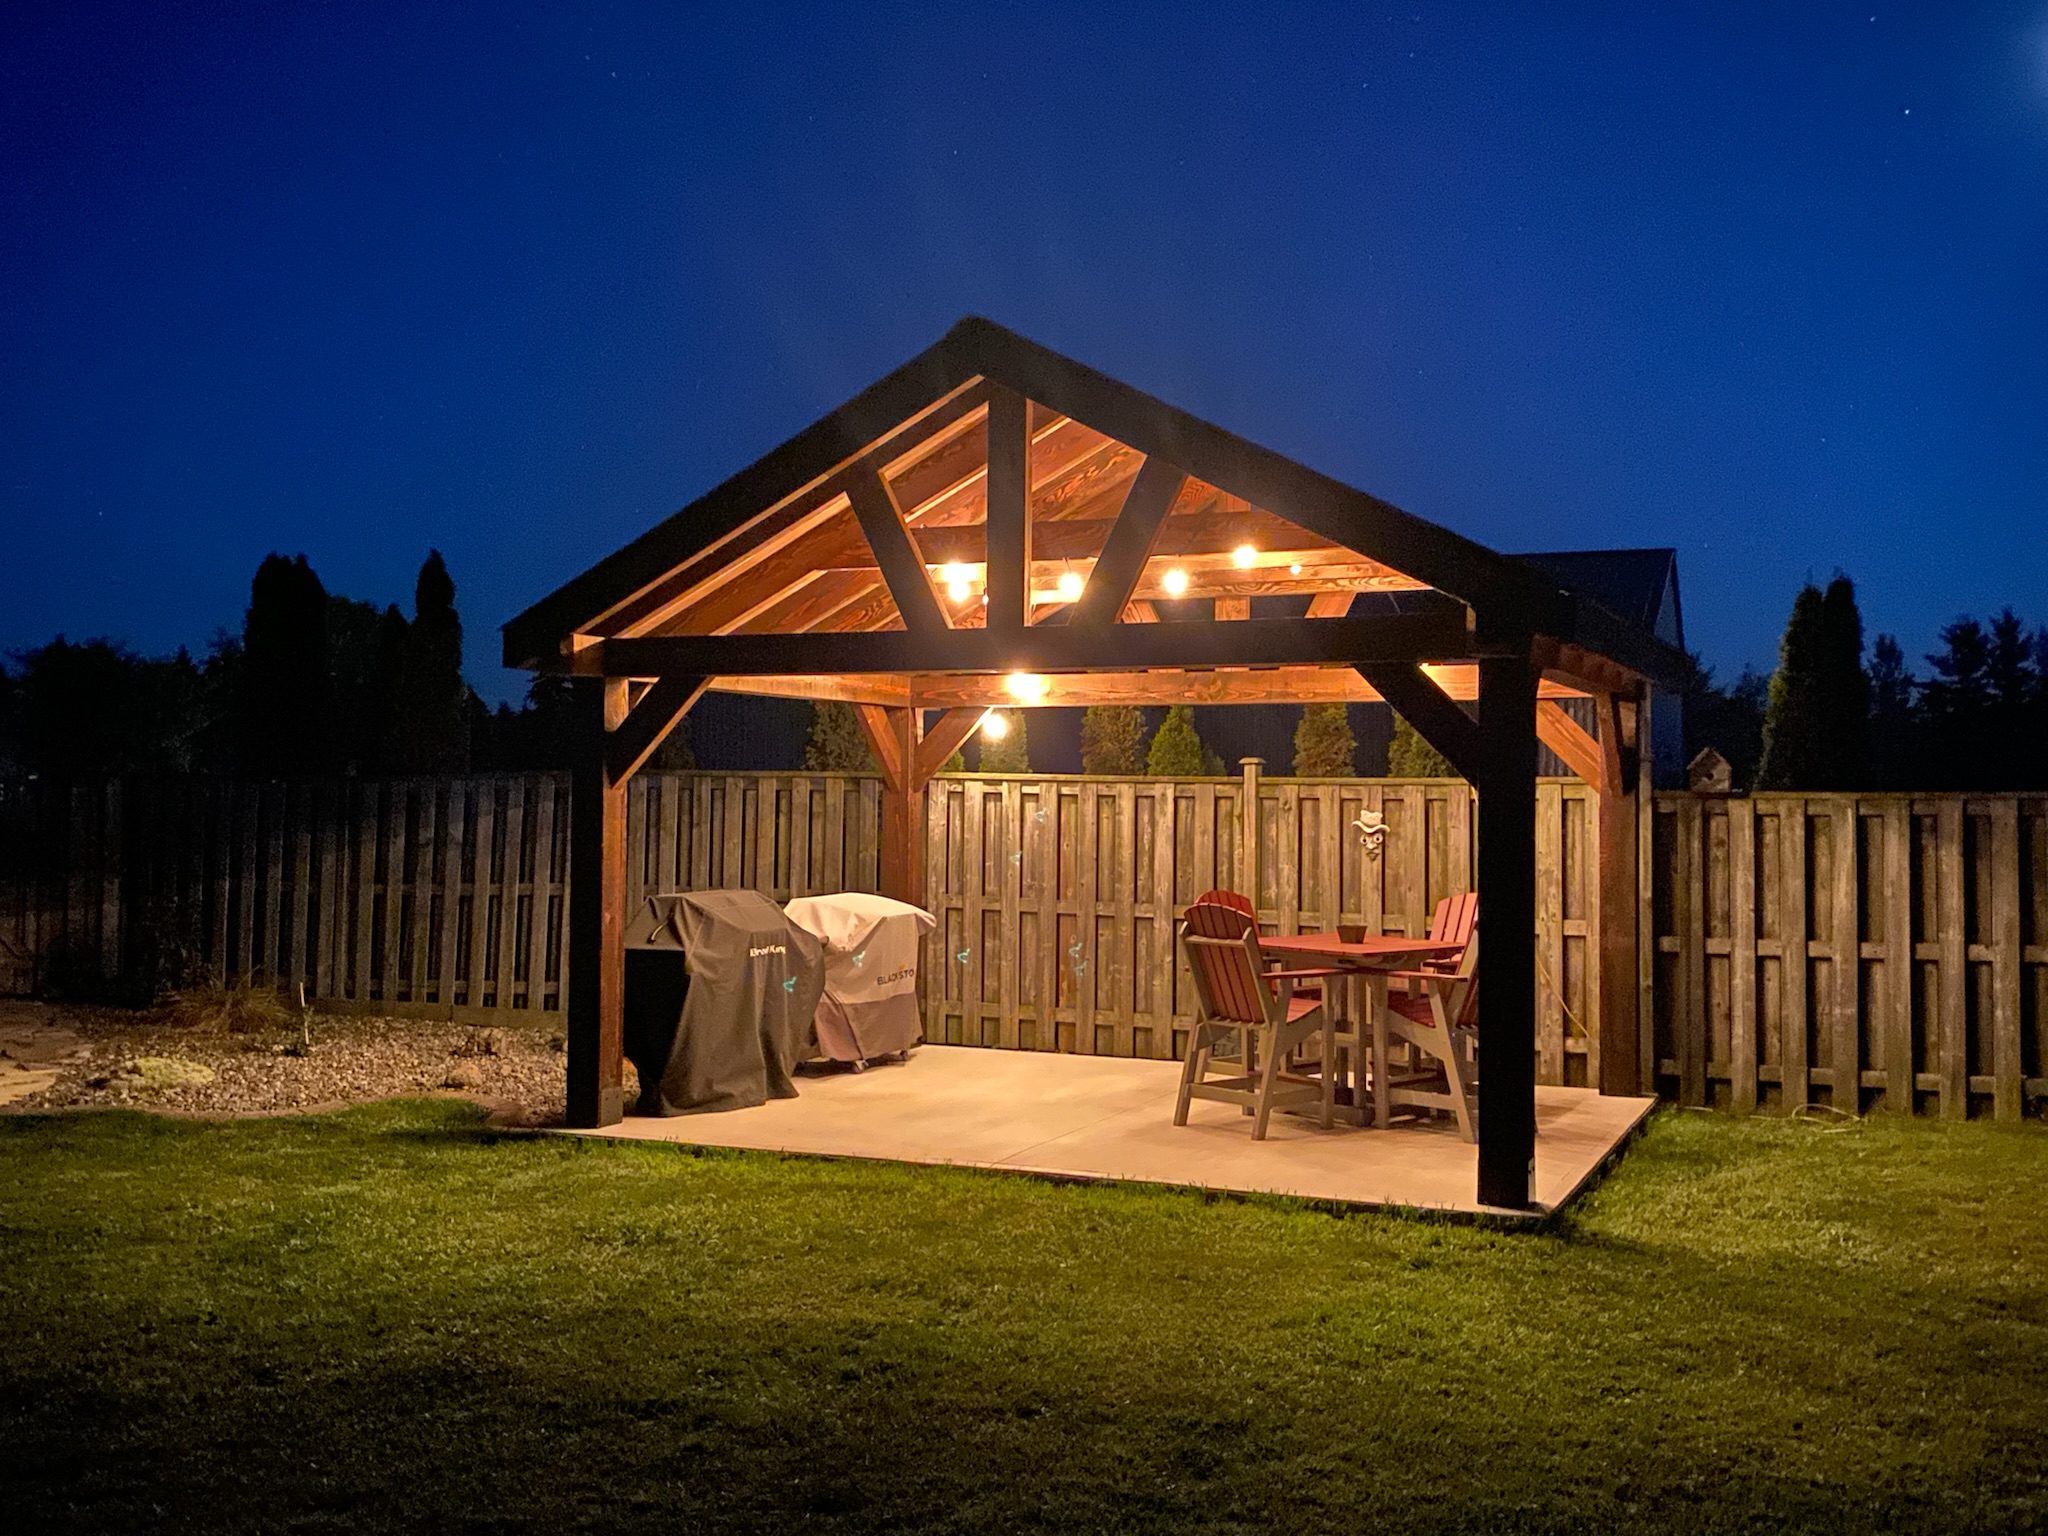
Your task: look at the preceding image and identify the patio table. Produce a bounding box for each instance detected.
[1259,933,1467,1128]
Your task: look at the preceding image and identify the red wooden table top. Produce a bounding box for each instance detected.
[1260,933,1466,965]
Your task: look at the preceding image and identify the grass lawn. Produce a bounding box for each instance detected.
[2,1104,2044,1534]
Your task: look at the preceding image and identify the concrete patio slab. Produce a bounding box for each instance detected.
[566,1045,1655,1219]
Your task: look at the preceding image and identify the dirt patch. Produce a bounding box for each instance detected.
[0,999,592,1126]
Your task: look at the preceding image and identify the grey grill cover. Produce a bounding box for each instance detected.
[623,891,824,1116]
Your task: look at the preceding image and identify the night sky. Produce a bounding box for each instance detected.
[6,4,2046,747]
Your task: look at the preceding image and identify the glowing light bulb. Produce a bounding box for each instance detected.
[1289,562,1303,577]
[980,710,1010,740]
[939,563,971,584]
[1232,544,1258,569]
[1005,671,1048,704]
[1161,567,1190,597]
[1056,569,1084,602]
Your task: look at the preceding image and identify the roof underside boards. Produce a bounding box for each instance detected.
[503,317,1686,690]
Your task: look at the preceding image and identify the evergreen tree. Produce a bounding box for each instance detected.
[1754,584,1826,790]
[239,553,330,778]
[326,596,393,774]
[1811,575,1870,789]
[1146,704,1216,776]
[803,701,876,772]
[1079,705,1147,775]
[1387,711,1455,777]
[977,712,1030,773]
[1920,617,1992,787]
[1292,703,1356,777]
[387,551,469,774]
[1868,633,1915,789]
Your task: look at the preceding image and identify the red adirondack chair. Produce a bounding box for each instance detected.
[1174,900,1344,1138]
[1376,932,1481,1140]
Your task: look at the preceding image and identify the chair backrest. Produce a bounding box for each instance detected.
[1429,892,1478,948]
[1440,931,1481,1029]
[1180,900,1273,1026]
[1192,888,1254,918]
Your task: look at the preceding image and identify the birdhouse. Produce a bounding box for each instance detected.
[1687,747,1734,794]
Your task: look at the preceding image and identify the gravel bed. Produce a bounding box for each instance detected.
[7,1006,587,1126]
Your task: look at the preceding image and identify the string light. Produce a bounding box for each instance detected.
[940,562,973,604]
[1289,562,1303,576]
[1005,671,1048,704]
[1056,569,1084,602]
[1232,544,1258,569]
[980,710,1010,740]
[1161,567,1190,597]
[946,576,972,603]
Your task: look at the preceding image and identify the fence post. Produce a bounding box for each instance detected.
[1239,758,1263,921]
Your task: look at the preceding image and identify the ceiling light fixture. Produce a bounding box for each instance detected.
[1161,567,1190,598]
[1232,544,1258,569]
[1289,562,1303,577]
[980,710,1010,740]
[1056,569,1084,602]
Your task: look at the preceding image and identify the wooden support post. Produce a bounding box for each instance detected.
[857,705,925,907]
[567,678,629,1129]
[1239,757,1264,918]
[1593,691,1642,1097]
[1475,649,1539,1210]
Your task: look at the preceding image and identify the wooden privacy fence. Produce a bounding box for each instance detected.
[920,767,1603,1088]
[6,772,2044,1120]
[0,773,880,1017]
[1652,793,2047,1122]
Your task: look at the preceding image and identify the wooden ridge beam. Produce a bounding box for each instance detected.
[847,468,948,634]
[577,611,1477,679]
[1357,662,1481,781]
[1069,458,1188,628]
[604,674,709,787]
[1535,700,1605,794]
[913,708,985,787]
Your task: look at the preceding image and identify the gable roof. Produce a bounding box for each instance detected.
[1514,549,1681,644]
[503,317,1686,685]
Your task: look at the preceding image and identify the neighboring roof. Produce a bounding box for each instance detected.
[503,317,1688,686]
[1514,549,1683,649]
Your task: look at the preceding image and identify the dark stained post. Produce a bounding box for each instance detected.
[1475,649,1539,1209]
[566,676,629,1128]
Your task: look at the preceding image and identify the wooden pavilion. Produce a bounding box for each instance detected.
[504,317,1684,1209]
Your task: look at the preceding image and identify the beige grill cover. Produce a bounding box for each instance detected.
[783,893,936,1062]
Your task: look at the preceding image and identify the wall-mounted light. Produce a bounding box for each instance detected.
[1161,567,1190,598]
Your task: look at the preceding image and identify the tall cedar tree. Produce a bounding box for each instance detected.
[1146,705,1219,776]
[1079,705,1147,774]
[387,551,470,774]
[1754,584,1826,790]
[1292,703,1357,776]
[803,702,876,772]
[1387,710,1455,777]
[1793,575,1871,790]
[239,554,331,778]
[977,713,1030,773]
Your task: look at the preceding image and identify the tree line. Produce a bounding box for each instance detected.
[0,551,691,781]
[5,553,2037,792]
[1681,576,2048,792]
